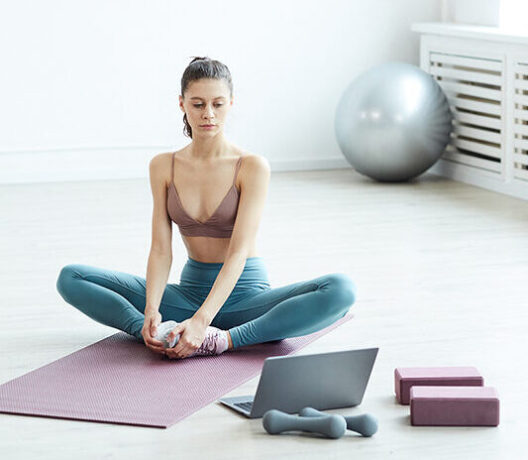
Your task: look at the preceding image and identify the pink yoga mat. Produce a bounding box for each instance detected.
[0,314,353,428]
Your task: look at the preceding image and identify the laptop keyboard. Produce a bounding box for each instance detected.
[234,401,253,412]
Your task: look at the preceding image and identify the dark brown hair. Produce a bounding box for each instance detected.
[180,56,233,138]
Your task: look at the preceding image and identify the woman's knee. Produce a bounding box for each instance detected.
[56,264,84,299]
[323,273,357,314]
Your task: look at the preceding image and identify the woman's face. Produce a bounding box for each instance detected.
[180,78,233,136]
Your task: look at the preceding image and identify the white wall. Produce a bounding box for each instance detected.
[441,0,528,29]
[441,0,500,26]
[0,0,442,184]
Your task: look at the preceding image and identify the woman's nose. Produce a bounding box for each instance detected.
[205,105,215,116]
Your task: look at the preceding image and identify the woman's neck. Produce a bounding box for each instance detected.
[188,134,231,160]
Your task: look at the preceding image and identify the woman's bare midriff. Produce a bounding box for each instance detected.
[169,145,260,264]
[181,235,258,264]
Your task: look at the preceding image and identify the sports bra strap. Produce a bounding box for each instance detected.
[232,156,242,186]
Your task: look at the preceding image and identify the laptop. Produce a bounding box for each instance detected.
[218,347,378,418]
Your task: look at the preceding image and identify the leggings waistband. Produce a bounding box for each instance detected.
[186,256,265,269]
[180,256,270,289]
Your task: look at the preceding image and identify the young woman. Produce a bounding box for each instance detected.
[56,56,357,360]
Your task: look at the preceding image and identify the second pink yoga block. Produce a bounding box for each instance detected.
[394,366,484,404]
[410,386,500,426]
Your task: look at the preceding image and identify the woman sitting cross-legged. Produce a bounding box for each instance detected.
[56,56,356,360]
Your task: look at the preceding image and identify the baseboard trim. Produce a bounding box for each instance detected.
[428,159,528,201]
[0,147,352,185]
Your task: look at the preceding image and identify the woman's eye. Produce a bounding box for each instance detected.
[193,104,223,108]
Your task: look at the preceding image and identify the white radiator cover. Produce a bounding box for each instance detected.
[412,22,528,200]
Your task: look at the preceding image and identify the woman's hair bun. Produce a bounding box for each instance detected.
[190,56,210,64]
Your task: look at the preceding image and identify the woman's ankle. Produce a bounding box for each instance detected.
[226,330,234,349]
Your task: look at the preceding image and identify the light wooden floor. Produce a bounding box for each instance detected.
[1,167,527,459]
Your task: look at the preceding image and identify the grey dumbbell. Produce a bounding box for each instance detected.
[262,409,346,439]
[299,407,378,437]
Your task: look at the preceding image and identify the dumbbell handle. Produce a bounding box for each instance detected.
[299,407,378,437]
[262,409,346,439]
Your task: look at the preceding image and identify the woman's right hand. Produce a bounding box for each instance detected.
[141,309,166,355]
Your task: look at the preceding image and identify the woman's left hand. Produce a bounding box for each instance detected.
[165,316,208,359]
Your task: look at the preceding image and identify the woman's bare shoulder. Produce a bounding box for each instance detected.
[151,148,190,169]
[150,149,183,164]
[149,149,186,190]
[239,151,271,172]
[237,152,270,193]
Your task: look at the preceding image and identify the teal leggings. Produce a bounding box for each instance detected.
[55,257,356,348]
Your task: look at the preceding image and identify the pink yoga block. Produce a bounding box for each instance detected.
[410,386,500,426]
[394,366,483,405]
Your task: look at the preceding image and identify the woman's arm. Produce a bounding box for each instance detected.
[145,252,172,312]
[194,154,271,326]
[145,153,174,312]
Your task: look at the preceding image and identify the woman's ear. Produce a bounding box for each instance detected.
[179,95,185,112]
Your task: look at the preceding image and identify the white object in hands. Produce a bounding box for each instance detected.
[153,320,180,348]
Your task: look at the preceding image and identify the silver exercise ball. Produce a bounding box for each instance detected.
[335,61,453,182]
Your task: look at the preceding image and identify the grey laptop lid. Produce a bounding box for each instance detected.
[219,347,378,418]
